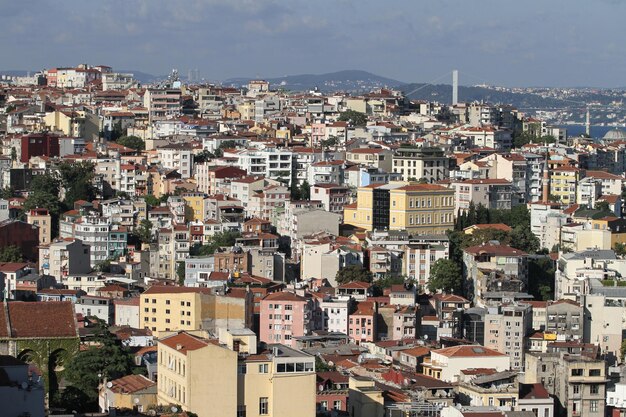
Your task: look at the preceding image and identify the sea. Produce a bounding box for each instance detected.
[558,124,623,140]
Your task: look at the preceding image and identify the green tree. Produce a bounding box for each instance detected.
[10,147,17,162]
[62,320,133,411]
[427,259,462,294]
[194,149,215,164]
[190,230,242,256]
[58,161,97,205]
[116,135,145,151]
[335,265,373,285]
[134,219,154,244]
[510,226,540,253]
[338,110,368,126]
[614,242,626,257]
[0,245,23,262]
[177,261,186,285]
[0,187,16,199]
[23,173,62,216]
[299,180,311,200]
[144,195,160,207]
[527,257,555,301]
[595,201,610,212]
[315,356,336,372]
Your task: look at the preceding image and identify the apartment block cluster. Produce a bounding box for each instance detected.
[2,64,626,417]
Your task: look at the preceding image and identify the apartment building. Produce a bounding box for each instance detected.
[345,147,393,172]
[144,88,182,121]
[422,345,510,382]
[260,291,314,348]
[403,240,449,289]
[310,184,350,214]
[156,225,189,280]
[157,143,194,178]
[448,178,513,213]
[157,329,315,417]
[392,146,451,183]
[348,301,377,344]
[525,352,606,417]
[462,243,528,307]
[139,286,251,337]
[484,303,532,370]
[237,149,294,186]
[344,183,455,235]
[550,167,582,205]
[26,208,51,245]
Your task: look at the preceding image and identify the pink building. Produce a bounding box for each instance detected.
[348,301,377,344]
[260,291,313,347]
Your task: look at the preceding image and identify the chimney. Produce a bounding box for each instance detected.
[176,344,183,351]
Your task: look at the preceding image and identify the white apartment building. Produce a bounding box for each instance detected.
[157,143,193,178]
[237,149,294,186]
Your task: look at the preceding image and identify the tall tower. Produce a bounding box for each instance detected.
[585,107,591,137]
[452,70,459,106]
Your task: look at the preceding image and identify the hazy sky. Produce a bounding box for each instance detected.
[2,0,626,87]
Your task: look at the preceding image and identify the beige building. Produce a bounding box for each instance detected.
[347,376,385,417]
[484,303,532,370]
[157,329,316,417]
[525,352,606,417]
[422,345,510,382]
[26,208,52,245]
[99,374,157,413]
[140,286,252,337]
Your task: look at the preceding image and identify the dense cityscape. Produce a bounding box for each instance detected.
[1,61,626,417]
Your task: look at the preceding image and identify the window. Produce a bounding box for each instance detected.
[333,400,342,410]
[259,397,269,415]
[589,369,601,376]
[571,369,583,376]
[590,384,600,394]
[590,400,598,412]
[259,364,268,373]
[238,364,247,374]
[320,401,328,411]
[573,385,580,394]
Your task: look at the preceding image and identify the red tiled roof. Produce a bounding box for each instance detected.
[434,345,506,358]
[0,302,77,338]
[159,332,212,355]
[463,243,527,257]
[109,374,155,394]
[262,291,306,302]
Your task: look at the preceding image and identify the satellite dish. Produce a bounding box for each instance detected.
[20,381,28,390]
[171,407,179,413]
[106,381,113,388]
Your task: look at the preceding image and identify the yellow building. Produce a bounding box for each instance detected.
[348,376,385,417]
[344,182,455,235]
[140,286,252,337]
[157,329,316,417]
[44,109,86,137]
[549,167,582,205]
[182,192,206,222]
[158,331,238,416]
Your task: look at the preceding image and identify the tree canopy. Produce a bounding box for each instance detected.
[116,135,145,151]
[58,161,97,205]
[427,259,463,294]
[335,265,373,285]
[134,219,154,244]
[338,110,368,126]
[60,320,133,412]
[190,230,242,256]
[0,245,23,262]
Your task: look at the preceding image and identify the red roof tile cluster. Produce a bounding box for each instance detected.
[0,302,78,338]
[109,374,155,394]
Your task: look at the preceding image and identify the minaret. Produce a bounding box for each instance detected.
[452,70,459,106]
[585,107,591,137]
[542,152,550,203]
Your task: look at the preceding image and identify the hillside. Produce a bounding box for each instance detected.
[223,70,403,92]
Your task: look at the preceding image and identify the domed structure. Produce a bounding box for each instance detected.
[603,128,626,142]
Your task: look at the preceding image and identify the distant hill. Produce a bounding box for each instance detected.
[223,70,403,93]
[401,83,577,110]
[118,69,158,84]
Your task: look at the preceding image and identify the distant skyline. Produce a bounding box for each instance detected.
[2,0,626,88]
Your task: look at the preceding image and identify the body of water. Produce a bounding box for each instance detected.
[558,124,624,140]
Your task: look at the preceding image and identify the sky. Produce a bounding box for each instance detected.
[2,0,626,87]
